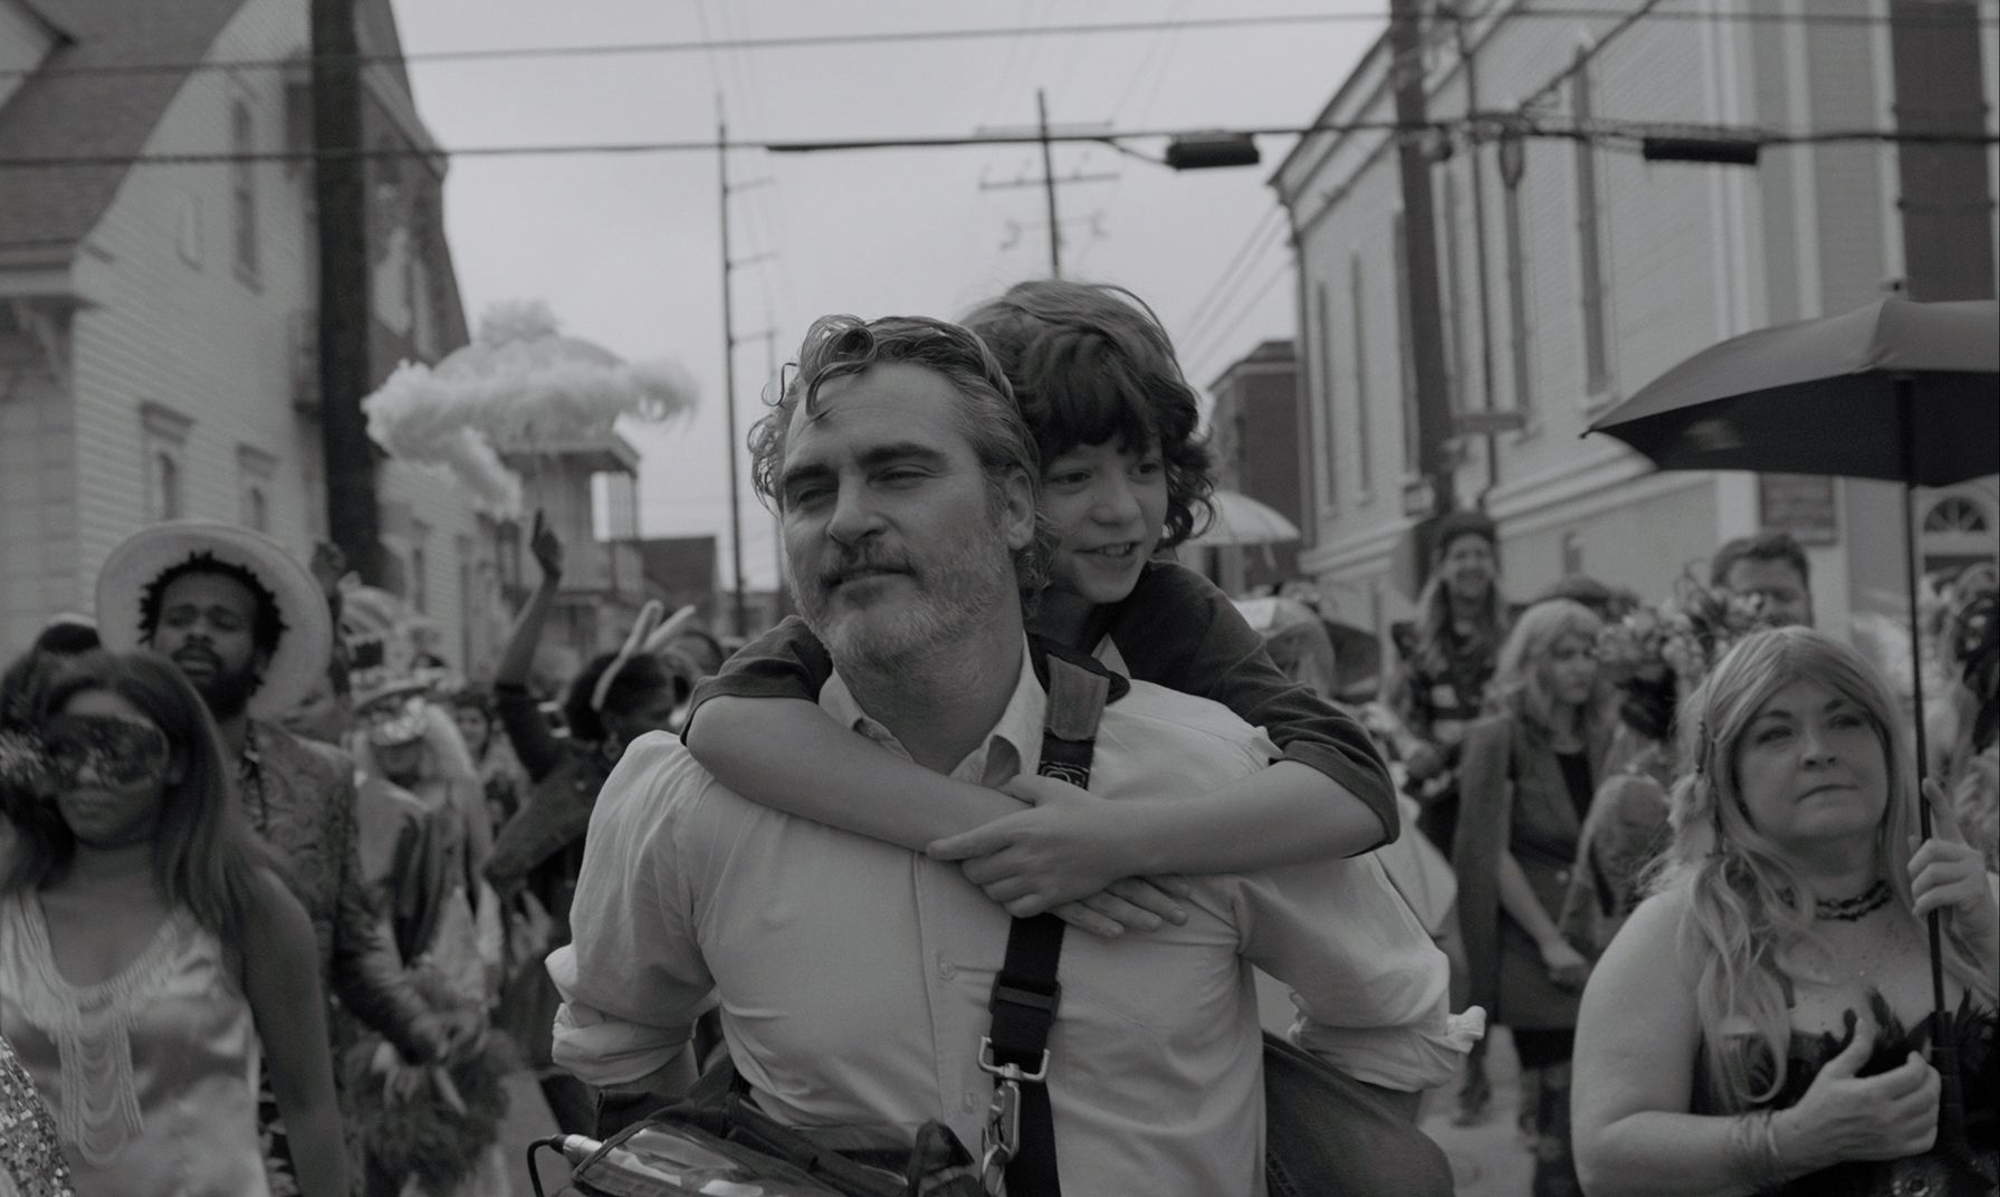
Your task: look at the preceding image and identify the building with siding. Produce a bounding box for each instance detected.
[1270,0,1997,648]
[0,0,514,672]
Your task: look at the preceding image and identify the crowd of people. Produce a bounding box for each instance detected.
[0,275,1993,1197]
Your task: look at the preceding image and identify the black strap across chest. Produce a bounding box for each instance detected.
[982,640,1123,1195]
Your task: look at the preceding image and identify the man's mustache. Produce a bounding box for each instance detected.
[820,551,913,587]
[173,645,222,670]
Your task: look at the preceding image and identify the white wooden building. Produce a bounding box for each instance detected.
[0,0,514,670]
[1270,0,1998,643]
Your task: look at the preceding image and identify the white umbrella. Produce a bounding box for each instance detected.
[1187,489,1302,548]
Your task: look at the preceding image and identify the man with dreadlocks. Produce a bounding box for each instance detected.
[93,522,448,1190]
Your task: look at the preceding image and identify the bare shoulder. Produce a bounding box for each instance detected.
[1599,884,1699,985]
[242,866,316,947]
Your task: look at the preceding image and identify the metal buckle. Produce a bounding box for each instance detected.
[981,1076,1020,1170]
[976,1036,1050,1084]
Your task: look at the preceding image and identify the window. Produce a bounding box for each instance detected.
[1390,213,1420,475]
[410,519,431,614]
[1314,281,1338,509]
[1561,530,1585,577]
[1920,495,1997,578]
[237,445,277,533]
[1924,496,1990,534]
[410,194,439,361]
[456,534,478,669]
[1348,255,1374,495]
[141,402,194,523]
[1502,164,1534,418]
[176,196,203,268]
[231,100,258,280]
[495,519,523,591]
[153,455,183,521]
[1440,168,1466,411]
[1570,48,1611,396]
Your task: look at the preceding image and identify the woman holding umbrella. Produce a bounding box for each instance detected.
[1572,627,1997,1197]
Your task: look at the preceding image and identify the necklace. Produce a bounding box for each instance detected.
[1814,879,1893,922]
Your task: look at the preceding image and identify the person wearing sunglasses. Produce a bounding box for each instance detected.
[0,651,345,1197]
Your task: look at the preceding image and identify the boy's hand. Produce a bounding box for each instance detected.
[927,773,1191,934]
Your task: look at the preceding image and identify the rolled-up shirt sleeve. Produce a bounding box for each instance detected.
[548,735,716,1087]
[1231,851,1484,1092]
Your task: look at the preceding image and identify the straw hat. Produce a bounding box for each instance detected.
[95,521,332,720]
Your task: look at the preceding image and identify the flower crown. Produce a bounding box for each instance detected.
[1596,570,1773,693]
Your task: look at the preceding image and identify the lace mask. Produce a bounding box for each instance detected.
[39,714,171,789]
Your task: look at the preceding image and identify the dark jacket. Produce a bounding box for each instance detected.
[242,721,435,1058]
[485,684,607,930]
[1451,712,1611,1031]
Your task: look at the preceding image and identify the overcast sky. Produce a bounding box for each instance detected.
[389,1,1384,589]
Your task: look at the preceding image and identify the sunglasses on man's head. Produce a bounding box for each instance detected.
[39,713,171,788]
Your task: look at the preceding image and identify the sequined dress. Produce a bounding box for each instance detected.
[0,894,268,1197]
[1,1028,72,1197]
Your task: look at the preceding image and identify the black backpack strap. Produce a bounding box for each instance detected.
[979,640,1121,1195]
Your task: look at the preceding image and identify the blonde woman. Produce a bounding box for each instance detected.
[1454,598,1616,1195]
[1573,627,1998,1197]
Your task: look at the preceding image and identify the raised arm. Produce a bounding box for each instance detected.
[493,511,566,780]
[242,871,349,1197]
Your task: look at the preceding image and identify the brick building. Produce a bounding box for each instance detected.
[1205,338,1307,596]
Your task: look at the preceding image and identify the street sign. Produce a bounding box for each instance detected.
[1454,409,1527,436]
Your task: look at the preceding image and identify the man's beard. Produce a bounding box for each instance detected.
[175,651,261,720]
[795,523,1017,676]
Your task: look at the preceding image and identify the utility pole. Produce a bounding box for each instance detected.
[1451,7,1503,501]
[1386,0,1458,530]
[717,97,779,638]
[716,100,747,639]
[762,325,789,619]
[1036,90,1061,276]
[310,0,381,582]
[977,91,1116,278]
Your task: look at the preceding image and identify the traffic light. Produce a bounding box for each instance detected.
[1164,133,1261,171]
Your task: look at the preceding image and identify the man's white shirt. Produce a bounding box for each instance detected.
[550,639,1476,1196]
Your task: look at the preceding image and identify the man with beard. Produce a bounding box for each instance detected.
[93,522,448,1184]
[549,315,1474,1194]
[1709,529,1815,628]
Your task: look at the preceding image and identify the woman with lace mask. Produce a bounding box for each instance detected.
[1573,627,1997,1197]
[0,651,343,1197]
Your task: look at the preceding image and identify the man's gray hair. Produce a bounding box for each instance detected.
[749,314,1055,603]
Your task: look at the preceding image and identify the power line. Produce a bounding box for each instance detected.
[1182,207,1288,333]
[1179,256,1295,385]
[5,121,1990,170]
[1073,0,1192,273]
[1515,0,1675,115]
[5,6,1989,81]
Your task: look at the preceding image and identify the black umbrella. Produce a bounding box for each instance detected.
[1590,295,1998,1163]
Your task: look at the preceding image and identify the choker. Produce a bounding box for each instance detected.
[1815,879,1893,922]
